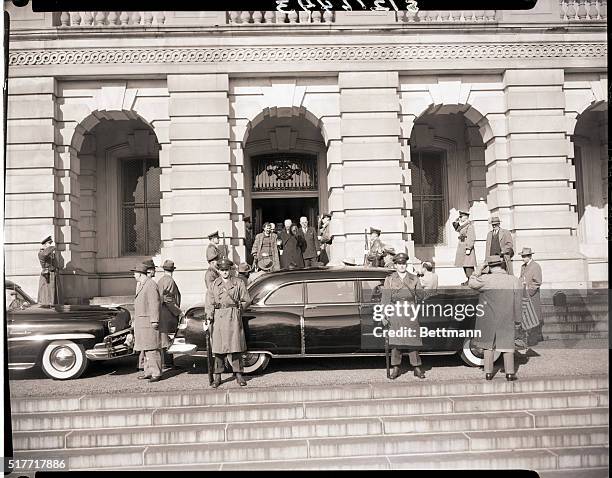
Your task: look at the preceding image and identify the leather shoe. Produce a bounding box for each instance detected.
[485,373,494,381]
[506,373,517,382]
[235,373,247,386]
[461,281,469,286]
[148,376,162,383]
[211,374,221,388]
[137,374,152,380]
[413,366,426,379]
[389,366,400,380]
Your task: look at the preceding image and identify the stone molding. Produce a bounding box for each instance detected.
[9,42,607,67]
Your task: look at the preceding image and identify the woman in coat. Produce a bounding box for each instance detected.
[131,263,163,382]
[468,255,523,381]
[205,258,252,388]
[453,211,477,285]
[381,252,426,379]
[251,222,281,271]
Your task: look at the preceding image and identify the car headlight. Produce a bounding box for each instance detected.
[106,319,117,334]
[177,315,188,330]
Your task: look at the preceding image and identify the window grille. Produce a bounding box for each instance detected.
[410,151,446,245]
[120,158,161,256]
[252,153,318,192]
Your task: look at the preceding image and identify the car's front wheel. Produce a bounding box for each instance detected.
[41,340,89,380]
[459,337,501,367]
[223,352,270,374]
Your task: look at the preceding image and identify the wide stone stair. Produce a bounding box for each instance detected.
[10,374,608,472]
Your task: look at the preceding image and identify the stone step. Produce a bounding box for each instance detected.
[10,374,608,413]
[541,313,609,323]
[14,407,608,451]
[542,322,608,334]
[543,332,608,340]
[14,428,608,469]
[538,467,609,478]
[11,389,608,432]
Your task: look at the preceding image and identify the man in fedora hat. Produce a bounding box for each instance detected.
[131,262,163,382]
[157,260,182,369]
[205,258,251,388]
[143,258,156,278]
[468,255,522,381]
[236,263,251,286]
[485,216,514,275]
[366,227,395,267]
[37,235,63,305]
[251,222,281,272]
[453,210,477,285]
[381,252,426,380]
[518,247,543,347]
[247,255,273,285]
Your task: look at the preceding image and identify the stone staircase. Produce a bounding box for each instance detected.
[10,374,608,472]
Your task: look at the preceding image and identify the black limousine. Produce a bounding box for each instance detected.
[6,280,133,380]
[168,266,496,373]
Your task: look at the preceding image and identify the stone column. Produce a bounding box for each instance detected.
[496,69,586,287]
[165,74,232,306]
[5,77,64,299]
[334,72,404,263]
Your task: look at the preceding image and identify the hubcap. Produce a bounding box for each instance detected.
[241,353,259,367]
[50,346,77,371]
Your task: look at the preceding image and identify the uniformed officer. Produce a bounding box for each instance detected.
[204,258,252,388]
[207,231,228,264]
[205,251,221,290]
[453,210,477,285]
[381,252,426,379]
[367,227,395,267]
[37,235,62,305]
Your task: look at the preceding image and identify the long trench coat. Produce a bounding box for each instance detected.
[37,245,62,305]
[205,276,251,354]
[133,277,162,352]
[519,259,543,345]
[485,228,514,275]
[381,271,423,348]
[157,274,181,334]
[279,230,305,269]
[467,269,522,352]
[454,221,477,268]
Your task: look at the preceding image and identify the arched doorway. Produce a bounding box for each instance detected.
[244,107,327,234]
[571,101,608,282]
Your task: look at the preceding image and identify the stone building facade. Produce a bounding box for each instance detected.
[5,3,608,306]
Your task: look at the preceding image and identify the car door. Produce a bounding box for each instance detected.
[6,287,38,366]
[359,278,386,352]
[245,282,304,355]
[303,280,360,354]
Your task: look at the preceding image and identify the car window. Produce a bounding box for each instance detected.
[361,279,385,304]
[265,283,304,305]
[6,286,30,310]
[307,281,355,304]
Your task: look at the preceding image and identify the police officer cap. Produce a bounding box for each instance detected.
[208,230,219,239]
[393,253,409,264]
[41,235,53,245]
[458,210,470,217]
[369,227,381,235]
[217,258,234,270]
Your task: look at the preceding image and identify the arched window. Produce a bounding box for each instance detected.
[410,150,447,245]
[120,157,161,256]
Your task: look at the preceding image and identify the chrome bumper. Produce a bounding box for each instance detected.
[167,338,197,355]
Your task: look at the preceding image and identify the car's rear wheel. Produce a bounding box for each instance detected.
[41,340,89,380]
[459,337,501,367]
[224,352,270,374]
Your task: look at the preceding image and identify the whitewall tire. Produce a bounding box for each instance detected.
[459,337,501,367]
[41,340,89,380]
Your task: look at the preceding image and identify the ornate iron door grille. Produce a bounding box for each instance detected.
[410,150,447,245]
[120,157,161,256]
[252,153,318,192]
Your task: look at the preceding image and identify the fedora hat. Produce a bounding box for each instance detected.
[258,256,274,271]
[520,247,534,257]
[130,263,149,274]
[342,257,357,266]
[486,255,503,266]
[490,216,501,225]
[238,263,251,274]
[162,259,176,271]
[142,259,156,270]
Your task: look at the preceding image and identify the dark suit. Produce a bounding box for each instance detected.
[486,228,514,275]
[298,226,320,267]
[279,229,305,269]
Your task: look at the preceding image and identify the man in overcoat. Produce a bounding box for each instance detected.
[518,247,543,347]
[157,259,182,369]
[205,258,251,388]
[381,252,426,379]
[298,216,320,267]
[468,255,522,381]
[37,235,62,305]
[453,211,477,285]
[367,227,395,267]
[131,263,163,382]
[251,222,281,271]
[485,217,514,275]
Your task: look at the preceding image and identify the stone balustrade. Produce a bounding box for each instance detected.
[58,11,167,27]
[559,0,607,20]
[227,11,335,24]
[397,10,497,22]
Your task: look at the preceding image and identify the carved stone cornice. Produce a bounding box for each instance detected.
[9,42,607,66]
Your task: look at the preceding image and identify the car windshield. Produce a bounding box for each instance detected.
[5,285,35,310]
